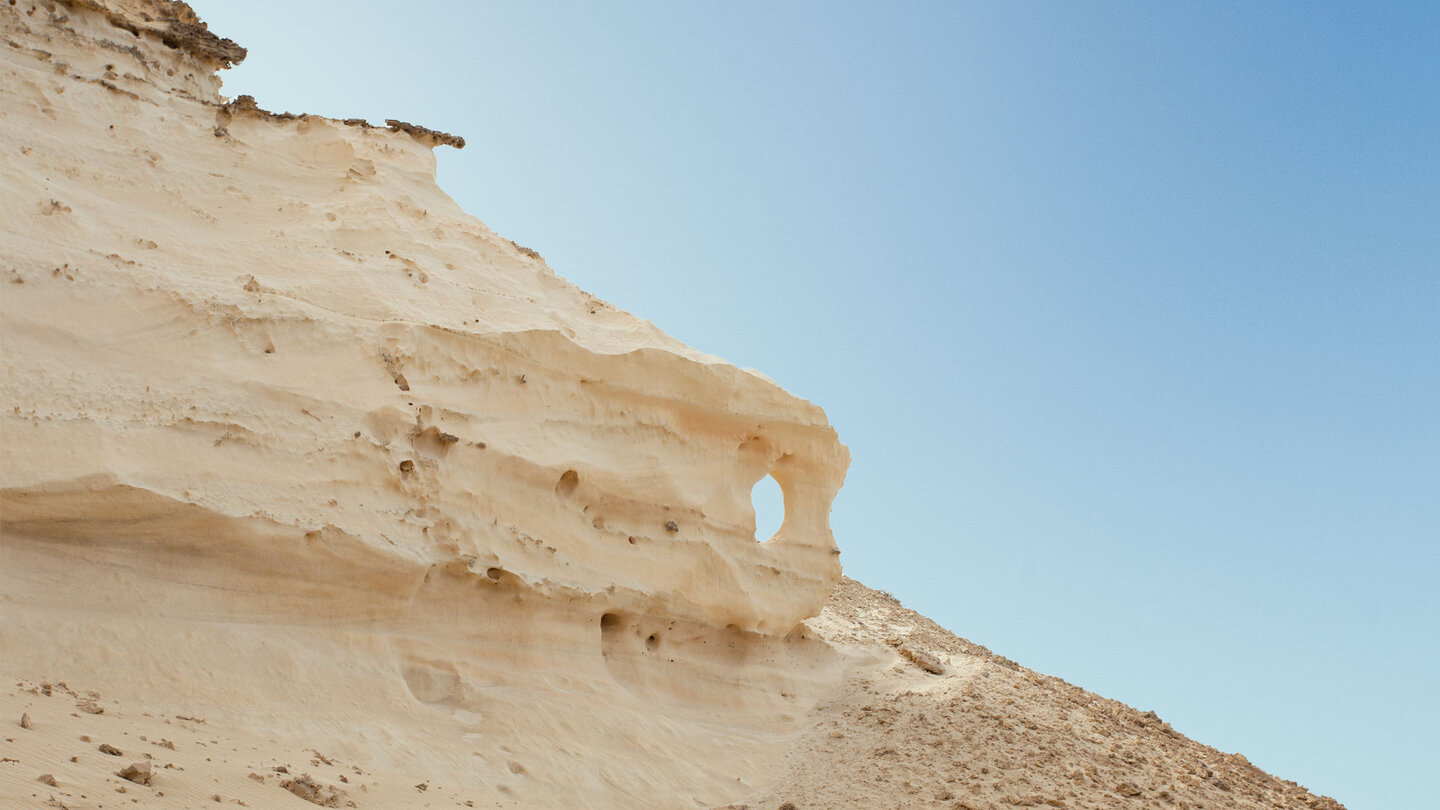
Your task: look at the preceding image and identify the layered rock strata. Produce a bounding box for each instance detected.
[0,3,1346,809]
[3,0,847,804]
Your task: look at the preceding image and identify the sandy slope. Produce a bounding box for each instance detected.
[0,2,1345,808]
[733,580,1345,810]
[0,580,1345,809]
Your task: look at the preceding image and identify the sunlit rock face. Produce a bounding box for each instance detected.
[0,5,1349,810]
[1,0,848,804]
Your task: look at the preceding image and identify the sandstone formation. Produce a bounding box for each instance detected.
[0,2,1345,808]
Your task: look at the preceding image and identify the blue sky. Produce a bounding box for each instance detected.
[195,2,1438,806]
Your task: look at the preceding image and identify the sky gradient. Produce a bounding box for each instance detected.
[194,3,1439,807]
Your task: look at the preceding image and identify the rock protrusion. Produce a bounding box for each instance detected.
[60,0,247,68]
[384,119,465,150]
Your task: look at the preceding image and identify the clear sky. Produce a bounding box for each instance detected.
[194,2,1439,806]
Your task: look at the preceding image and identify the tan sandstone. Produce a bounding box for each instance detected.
[0,2,1345,809]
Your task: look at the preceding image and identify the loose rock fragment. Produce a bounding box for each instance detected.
[897,644,946,675]
[19,713,32,729]
[38,772,58,786]
[280,773,345,807]
[98,743,123,756]
[118,760,152,785]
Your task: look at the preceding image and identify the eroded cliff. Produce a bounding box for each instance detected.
[0,3,1346,809]
[2,0,848,805]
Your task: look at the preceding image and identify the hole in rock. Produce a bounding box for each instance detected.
[751,473,784,541]
[645,634,659,651]
[555,469,579,498]
[600,613,620,629]
[485,567,502,581]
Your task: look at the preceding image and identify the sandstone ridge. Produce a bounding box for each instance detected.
[0,2,1346,808]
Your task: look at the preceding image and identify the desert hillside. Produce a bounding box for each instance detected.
[1,2,1343,808]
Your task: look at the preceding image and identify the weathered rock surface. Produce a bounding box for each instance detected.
[2,0,850,804]
[2,0,846,635]
[0,2,1345,808]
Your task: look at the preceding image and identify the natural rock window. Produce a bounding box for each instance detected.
[751,473,784,541]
